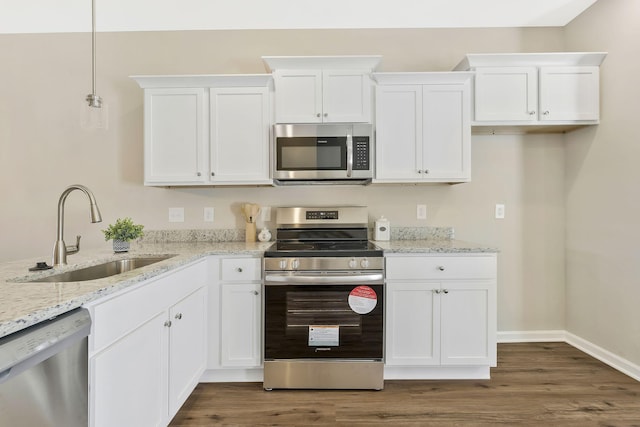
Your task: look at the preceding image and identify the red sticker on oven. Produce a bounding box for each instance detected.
[348,285,378,314]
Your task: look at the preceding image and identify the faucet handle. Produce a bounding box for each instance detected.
[67,235,81,255]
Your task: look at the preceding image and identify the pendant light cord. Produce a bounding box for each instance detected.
[87,0,102,108]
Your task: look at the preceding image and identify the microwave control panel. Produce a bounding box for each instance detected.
[353,137,370,170]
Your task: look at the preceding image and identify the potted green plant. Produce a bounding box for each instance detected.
[102,217,144,253]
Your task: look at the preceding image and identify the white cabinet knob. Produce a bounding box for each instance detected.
[175,313,182,320]
[438,266,445,271]
[236,267,243,273]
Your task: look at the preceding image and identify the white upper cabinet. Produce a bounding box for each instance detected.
[209,87,270,184]
[132,75,273,186]
[264,56,381,123]
[373,73,472,183]
[455,52,607,129]
[142,88,208,185]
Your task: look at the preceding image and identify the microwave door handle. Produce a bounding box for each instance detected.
[346,131,353,177]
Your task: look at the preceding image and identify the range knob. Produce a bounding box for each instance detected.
[348,258,358,269]
[291,258,300,270]
[279,259,287,270]
[360,258,370,268]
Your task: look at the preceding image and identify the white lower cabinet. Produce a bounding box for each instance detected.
[204,256,263,382]
[220,282,261,367]
[385,254,497,379]
[87,260,207,427]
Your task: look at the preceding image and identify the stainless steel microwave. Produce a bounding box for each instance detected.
[272,123,374,185]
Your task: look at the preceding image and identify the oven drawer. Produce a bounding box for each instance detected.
[221,257,261,281]
[386,255,496,280]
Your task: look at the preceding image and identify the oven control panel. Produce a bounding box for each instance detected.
[264,257,384,271]
[306,210,339,220]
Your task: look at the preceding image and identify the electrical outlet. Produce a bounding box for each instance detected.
[417,204,427,220]
[495,204,505,219]
[261,206,271,222]
[169,207,184,223]
[204,207,215,222]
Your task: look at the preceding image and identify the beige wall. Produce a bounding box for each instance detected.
[0,27,567,332]
[564,0,640,365]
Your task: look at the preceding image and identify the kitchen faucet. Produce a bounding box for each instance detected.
[52,185,102,266]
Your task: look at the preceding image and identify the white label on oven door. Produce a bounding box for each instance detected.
[308,325,339,346]
[348,285,378,314]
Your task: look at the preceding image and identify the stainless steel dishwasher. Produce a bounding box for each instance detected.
[0,308,91,427]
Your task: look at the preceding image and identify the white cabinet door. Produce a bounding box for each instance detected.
[322,70,371,123]
[539,66,600,121]
[220,283,262,367]
[440,282,496,366]
[385,281,440,366]
[374,77,470,183]
[375,85,423,181]
[91,312,167,427]
[144,88,207,185]
[168,287,207,417]
[474,67,538,122]
[274,69,371,123]
[422,84,471,181]
[274,70,323,123]
[209,87,271,184]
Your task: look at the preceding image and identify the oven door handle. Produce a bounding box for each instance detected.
[346,131,353,178]
[265,273,383,285]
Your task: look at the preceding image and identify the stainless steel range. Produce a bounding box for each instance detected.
[263,206,384,390]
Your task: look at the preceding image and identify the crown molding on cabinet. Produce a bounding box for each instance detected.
[130,74,273,89]
[454,52,607,71]
[262,55,382,73]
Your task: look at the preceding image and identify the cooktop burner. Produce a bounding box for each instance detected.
[264,240,382,258]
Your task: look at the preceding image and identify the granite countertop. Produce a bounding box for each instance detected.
[0,230,497,340]
[0,241,272,339]
[375,239,498,254]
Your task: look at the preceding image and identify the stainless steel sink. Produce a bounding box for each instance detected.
[28,255,176,283]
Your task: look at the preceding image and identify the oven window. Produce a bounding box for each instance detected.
[264,284,383,360]
[277,137,346,170]
[286,291,361,328]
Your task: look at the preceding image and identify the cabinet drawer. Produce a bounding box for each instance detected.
[386,256,496,280]
[220,258,261,282]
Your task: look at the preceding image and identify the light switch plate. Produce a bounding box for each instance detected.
[204,207,214,222]
[495,204,505,219]
[261,206,271,222]
[169,207,185,222]
[417,204,427,220]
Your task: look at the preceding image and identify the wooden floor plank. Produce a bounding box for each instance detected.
[170,343,640,426]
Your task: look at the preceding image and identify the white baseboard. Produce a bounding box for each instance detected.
[498,329,640,382]
[565,332,640,382]
[497,330,567,343]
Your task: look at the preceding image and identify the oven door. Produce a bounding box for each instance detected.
[264,272,384,360]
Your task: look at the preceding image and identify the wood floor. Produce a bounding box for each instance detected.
[170,343,640,426]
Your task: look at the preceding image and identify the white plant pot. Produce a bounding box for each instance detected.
[112,239,130,253]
